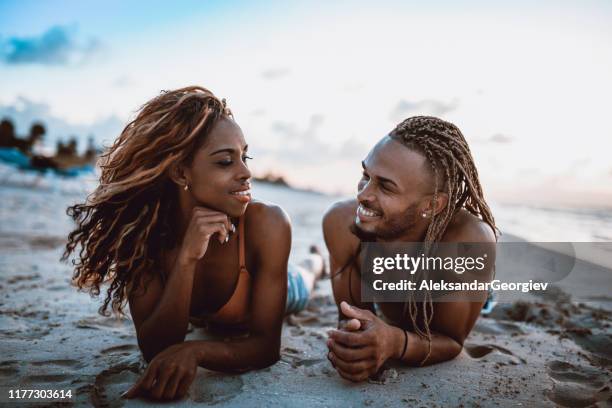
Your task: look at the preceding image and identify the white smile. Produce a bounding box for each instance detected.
[230,189,251,196]
[357,204,381,217]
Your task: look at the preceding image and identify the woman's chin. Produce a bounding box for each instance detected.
[225,202,249,218]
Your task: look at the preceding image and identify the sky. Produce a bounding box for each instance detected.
[1,0,611,206]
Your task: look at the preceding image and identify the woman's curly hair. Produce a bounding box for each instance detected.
[62,86,232,316]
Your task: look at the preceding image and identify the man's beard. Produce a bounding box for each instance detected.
[350,203,419,242]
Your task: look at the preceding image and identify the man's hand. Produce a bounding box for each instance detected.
[327,301,400,382]
[122,342,199,401]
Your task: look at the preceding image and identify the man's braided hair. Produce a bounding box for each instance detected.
[391,116,497,364]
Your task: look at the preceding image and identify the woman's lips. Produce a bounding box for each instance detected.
[230,189,251,203]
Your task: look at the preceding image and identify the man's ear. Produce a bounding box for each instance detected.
[420,192,449,217]
[168,162,189,188]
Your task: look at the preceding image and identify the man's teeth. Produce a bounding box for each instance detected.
[358,204,380,217]
[231,190,251,196]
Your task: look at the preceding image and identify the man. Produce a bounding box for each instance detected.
[323,116,497,382]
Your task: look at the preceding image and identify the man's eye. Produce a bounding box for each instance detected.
[380,183,393,193]
[361,172,370,180]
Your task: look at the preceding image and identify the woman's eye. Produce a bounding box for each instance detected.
[218,159,233,166]
[242,155,253,163]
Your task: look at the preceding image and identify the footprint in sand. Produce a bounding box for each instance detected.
[0,360,20,381]
[30,359,85,369]
[568,332,612,367]
[464,343,526,365]
[75,316,130,330]
[546,360,611,407]
[473,318,526,335]
[23,373,72,383]
[190,372,244,405]
[101,344,139,356]
[91,361,141,408]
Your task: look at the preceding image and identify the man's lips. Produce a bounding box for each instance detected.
[356,203,382,219]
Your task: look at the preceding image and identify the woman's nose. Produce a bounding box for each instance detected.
[238,160,252,181]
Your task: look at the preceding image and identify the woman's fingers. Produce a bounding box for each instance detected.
[122,377,144,399]
[149,365,176,400]
[162,369,184,400]
[122,362,157,399]
[176,370,197,399]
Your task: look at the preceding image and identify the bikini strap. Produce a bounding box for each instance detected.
[238,214,247,273]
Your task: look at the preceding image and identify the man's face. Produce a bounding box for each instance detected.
[352,135,433,241]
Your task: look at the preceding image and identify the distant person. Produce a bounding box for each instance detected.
[13,122,45,155]
[84,136,98,161]
[63,86,324,401]
[0,118,17,148]
[66,137,78,156]
[323,116,497,381]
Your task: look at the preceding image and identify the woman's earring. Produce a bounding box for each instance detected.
[184,184,189,191]
[422,212,428,218]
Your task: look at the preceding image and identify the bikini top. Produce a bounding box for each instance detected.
[189,214,251,326]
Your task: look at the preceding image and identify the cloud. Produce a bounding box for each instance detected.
[390,98,459,121]
[0,25,101,65]
[262,114,368,165]
[489,133,513,144]
[111,75,134,88]
[271,114,324,142]
[249,108,266,117]
[471,133,514,144]
[260,67,291,80]
[0,97,124,151]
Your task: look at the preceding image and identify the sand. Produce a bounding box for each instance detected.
[0,176,610,407]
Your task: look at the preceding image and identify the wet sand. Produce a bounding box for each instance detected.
[0,179,610,407]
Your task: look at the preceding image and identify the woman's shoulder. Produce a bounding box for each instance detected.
[243,200,291,239]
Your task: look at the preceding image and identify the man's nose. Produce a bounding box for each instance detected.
[357,179,375,202]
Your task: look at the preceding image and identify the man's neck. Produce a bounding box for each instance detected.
[376,222,429,243]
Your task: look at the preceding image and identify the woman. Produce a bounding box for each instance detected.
[63,86,323,400]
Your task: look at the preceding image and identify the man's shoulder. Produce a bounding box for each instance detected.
[442,209,496,243]
[323,198,358,232]
[322,199,359,255]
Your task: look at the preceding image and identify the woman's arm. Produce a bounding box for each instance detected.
[124,204,291,400]
[128,258,197,362]
[128,207,232,361]
[191,204,291,370]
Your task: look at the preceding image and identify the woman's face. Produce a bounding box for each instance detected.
[184,117,252,217]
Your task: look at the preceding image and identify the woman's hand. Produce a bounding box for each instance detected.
[123,342,200,400]
[178,206,233,264]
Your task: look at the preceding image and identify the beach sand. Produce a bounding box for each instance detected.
[0,174,610,407]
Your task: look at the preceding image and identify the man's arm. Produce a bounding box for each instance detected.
[327,214,497,381]
[323,200,374,320]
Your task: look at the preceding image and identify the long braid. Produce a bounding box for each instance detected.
[390,116,498,364]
